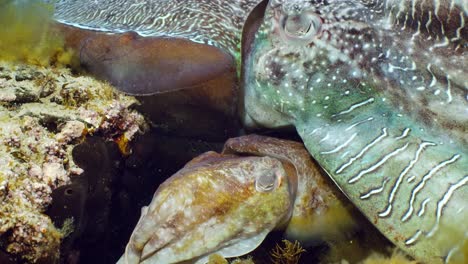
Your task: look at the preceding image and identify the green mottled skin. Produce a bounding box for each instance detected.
[244,0,467,263]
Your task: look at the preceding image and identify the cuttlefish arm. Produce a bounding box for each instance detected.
[222,135,355,242]
[118,151,294,264]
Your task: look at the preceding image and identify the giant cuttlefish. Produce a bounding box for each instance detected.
[243,0,467,263]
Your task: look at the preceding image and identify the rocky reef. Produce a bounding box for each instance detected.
[0,61,147,262]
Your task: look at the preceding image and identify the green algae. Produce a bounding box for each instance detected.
[0,0,76,66]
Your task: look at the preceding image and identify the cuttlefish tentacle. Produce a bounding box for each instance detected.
[50,0,265,95]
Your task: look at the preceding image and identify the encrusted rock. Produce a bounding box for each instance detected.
[0,61,147,263]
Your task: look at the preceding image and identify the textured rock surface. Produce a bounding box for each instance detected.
[0,61,147,262]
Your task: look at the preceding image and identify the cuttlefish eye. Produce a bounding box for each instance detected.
[280,11,321,41]
[255,170,282,192]
[270,0,283,8]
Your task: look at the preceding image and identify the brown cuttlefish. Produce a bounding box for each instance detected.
[118,135,352,263]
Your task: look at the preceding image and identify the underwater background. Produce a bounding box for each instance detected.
[1,0,466,263]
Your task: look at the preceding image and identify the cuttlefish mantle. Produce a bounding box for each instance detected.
[49,0,264,95]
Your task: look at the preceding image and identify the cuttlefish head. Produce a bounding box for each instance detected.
[223,135,354,243]
[242,0,377,128]
[242,0,467,130]
[118,150,294,264]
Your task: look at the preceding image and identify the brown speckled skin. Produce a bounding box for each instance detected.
[119,149,293,263]
[119,135,351,263]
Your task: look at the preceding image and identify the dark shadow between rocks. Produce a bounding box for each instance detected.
[46,137,122,264]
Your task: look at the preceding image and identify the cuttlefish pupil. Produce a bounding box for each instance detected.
[281,12,322,39]
[274,1,322,45]
[255,170,282,192]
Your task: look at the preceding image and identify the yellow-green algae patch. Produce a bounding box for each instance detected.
[360,251,419,264]
[428,222,468,264]
[0,60,147,262]
[0,0,76,67]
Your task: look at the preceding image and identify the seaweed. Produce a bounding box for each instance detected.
[270,240,306,264]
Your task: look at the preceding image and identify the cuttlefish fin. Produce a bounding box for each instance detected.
[194,230,269,264]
